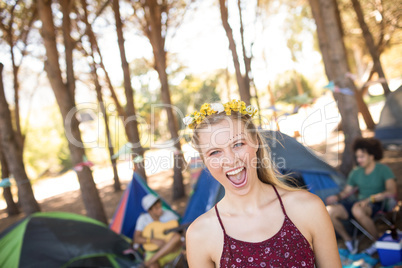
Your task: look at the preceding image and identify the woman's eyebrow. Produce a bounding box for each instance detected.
[229,132,245,141]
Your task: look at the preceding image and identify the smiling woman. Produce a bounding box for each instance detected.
[184,100,342,268]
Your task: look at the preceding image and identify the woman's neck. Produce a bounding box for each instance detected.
[221,181,273,213]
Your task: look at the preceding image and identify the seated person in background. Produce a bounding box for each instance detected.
[326,137,397,255]
[134,194,182,268]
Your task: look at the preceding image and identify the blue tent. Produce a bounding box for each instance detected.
[110,173,179,239]
[181,130,346,224]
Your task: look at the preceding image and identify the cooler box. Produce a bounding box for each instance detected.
[375,230,402,266]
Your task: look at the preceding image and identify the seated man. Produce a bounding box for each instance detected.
[134,194,182,268]
[326,137,397,254]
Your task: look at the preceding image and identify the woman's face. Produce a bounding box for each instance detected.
[355,149,374,168]
[197,118,259,195]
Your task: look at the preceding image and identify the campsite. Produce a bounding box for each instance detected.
[1,111,401,267]
[1,0,402,267]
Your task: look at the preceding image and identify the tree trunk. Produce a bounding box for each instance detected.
[309,0,334,79]
[312,0,362,176]
[0,63,40,215]
[81,0,121,191]
[155,59,186,200]
[91,64,121,191]
[350,0,391,96]
[79,0,126,119]
[219,0,251,105]
[354,88,375,129]
[10,52,23,147]
[141,0,185,200]
[112,0,147,181]
[38,0,107,223]
[61,0,76,97]
[0,131,20,216]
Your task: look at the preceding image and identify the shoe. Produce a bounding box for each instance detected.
[363,243,377,255]
[345,240,358,254]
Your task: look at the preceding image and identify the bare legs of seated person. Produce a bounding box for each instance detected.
[144,232,182,268]
[327,203,378,253]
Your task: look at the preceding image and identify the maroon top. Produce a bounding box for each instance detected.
[215,185,315,267]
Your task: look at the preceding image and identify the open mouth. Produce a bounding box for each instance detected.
[226,167,247,188]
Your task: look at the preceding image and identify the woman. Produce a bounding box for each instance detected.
[184,100,341,267]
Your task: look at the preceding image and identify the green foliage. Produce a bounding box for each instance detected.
[337,0,402,79]
[283,2,316,62]
[23,105,71,178]
[130,57,221,141]
[273,71,315,105]
[172,73,221,117]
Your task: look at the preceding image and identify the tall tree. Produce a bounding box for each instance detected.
[0,63,40,215]
[111,0,147,181]
[131,0,189,199]
[37,0,107,223]
[309,0,362,175]
[79,0,121,191]
[0,135,20,216]
[308,0,374,130]
[350,0,391,96]
[219,0,252,105]
[0,1,37,149]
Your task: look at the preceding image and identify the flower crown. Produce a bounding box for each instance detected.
[183,100,258,129]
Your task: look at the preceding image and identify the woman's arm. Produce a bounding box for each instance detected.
[309,195,342,267]
[186,218,215,268]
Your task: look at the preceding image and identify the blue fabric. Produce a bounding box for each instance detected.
[375,127,402,145]
[121,174,149,239]
[301,172,340,201]
[339,248,378,267]
[181,169,223,224]
[0,178,11,188]
[111,172,178,239]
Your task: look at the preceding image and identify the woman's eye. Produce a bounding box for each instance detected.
[209,151,219,156]
[234,142,244,148]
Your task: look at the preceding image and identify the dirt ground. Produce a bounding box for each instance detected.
[0,168,193,233]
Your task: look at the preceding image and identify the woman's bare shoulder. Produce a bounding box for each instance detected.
[278,187,325,213]
[186,207,220,240]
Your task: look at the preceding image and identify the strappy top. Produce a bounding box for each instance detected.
[215,185,315,267]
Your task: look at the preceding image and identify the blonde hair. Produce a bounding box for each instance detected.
[191,112,298,191]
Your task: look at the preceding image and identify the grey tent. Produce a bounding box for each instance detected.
[375,85,402,146]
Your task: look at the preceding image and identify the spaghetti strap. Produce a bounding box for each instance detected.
[272,185,287,216]
[214,204,226,234]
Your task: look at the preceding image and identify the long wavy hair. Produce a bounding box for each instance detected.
[191,112,298,191]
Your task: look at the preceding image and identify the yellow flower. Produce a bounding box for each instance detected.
[196,115,204,124]
[224,103,232,115]
[184,100,257,129]
[200,103,210,115]
[230,100,239,111]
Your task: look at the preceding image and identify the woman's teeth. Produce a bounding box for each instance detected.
[226,167,244,176]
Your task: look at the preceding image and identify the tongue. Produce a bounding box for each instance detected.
[227,168,247,187]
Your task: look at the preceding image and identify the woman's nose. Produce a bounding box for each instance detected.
[220,150,238,167]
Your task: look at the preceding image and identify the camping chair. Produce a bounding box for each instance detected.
[350,197,401,243]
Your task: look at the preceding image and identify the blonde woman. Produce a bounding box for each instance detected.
[184,100,341,267]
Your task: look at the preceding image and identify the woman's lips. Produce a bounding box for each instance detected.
[226,167,247,188]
